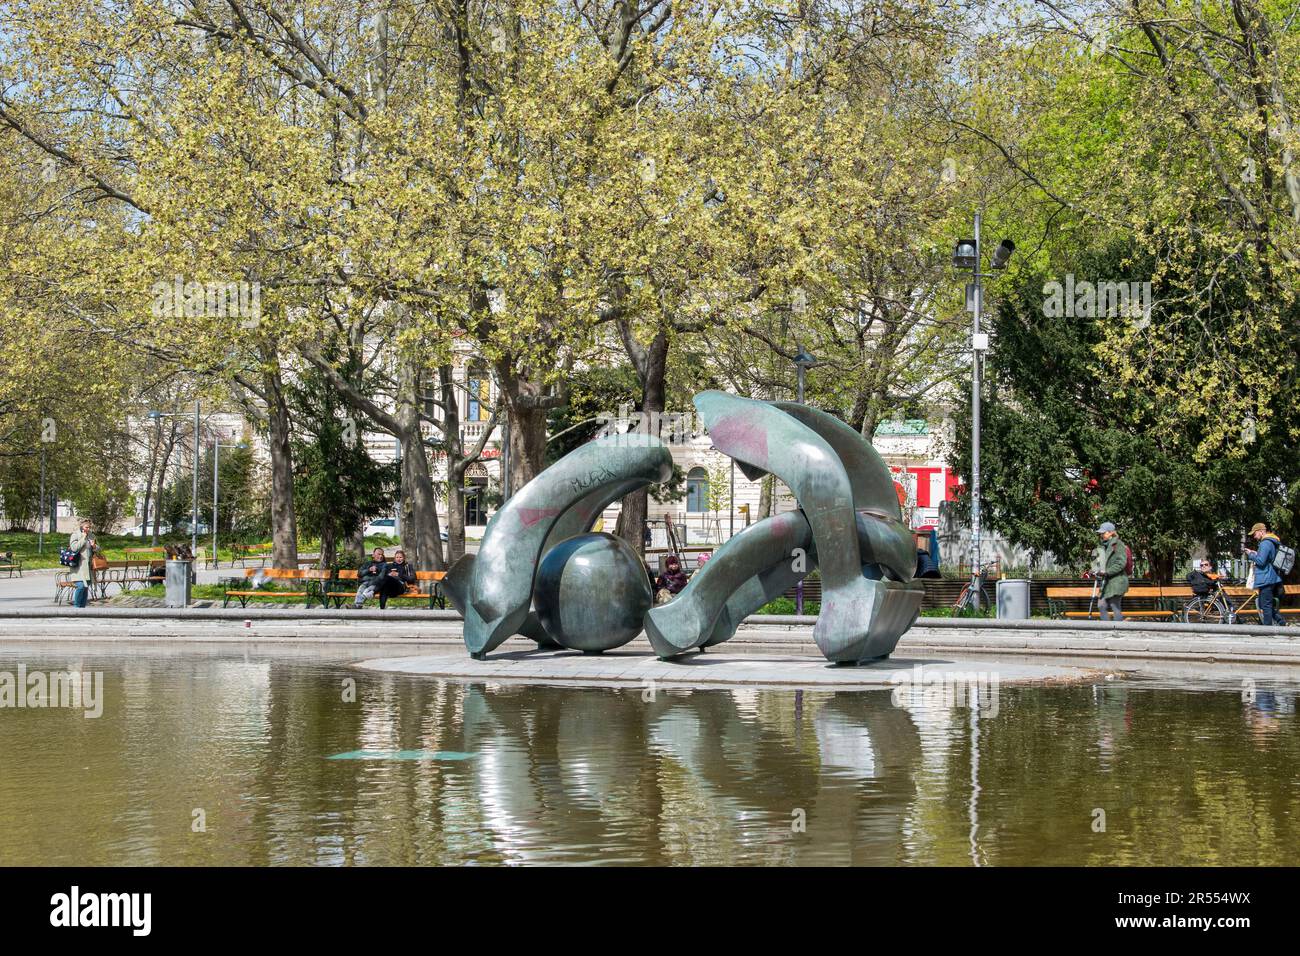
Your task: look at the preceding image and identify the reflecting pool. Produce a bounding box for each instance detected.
[0,647,1297,865]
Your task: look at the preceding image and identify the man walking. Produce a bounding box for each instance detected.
[1245,522,1286,627]
[1092,522,1130,622]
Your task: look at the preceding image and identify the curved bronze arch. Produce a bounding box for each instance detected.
[644,510,813,658]
[770,401,916,583]
[693,392,920,662]
[451,434,672,658]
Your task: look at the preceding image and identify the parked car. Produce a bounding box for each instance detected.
[363,518,397,537]
[172,520,211,535]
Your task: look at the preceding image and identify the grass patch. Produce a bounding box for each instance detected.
[0,529,416,571]
[755,597,820,616]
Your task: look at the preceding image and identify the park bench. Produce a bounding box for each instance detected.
[53,566,116,603]
[54,573,76,604]
[1219,583,1300,621]
[0,551,22,578]
[322,568,448,608]
[1159,583,1300,621]
[1045,585,1174,620]
[222,568,332,608]
[231,542,274,568]
[122,548,168,585]
[383,570,448,609]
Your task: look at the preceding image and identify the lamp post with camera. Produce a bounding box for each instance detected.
[953,213,1014,612]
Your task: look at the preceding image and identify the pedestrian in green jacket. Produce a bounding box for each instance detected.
[1091,522,1129,622]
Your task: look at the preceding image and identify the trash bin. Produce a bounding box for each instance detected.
[996,578,1031,620]
[164,559,192,608]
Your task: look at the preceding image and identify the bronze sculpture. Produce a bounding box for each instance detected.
[444,392,922,663]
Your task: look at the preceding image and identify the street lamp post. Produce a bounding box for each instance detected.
[38,446,46,554]
[953,214,1014,612]
[191,400,199,557]
[149,399,202,557]
[394,437,403,542]
[793,345,817,405]
[729,457,735,540]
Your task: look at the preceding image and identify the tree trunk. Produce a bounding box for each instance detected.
[758,474,773,519]
[400,426,443,571]
[1148,551,1175,586]
[264,369,299,568]
[396,363,445,571]
[152,426,179,544]
[504,402,548,494]
[440,365,467,563]
[140,459,155,538]
[494,360,553,495]
[346,522,365,559]
[617,329,669,558]
[319,524,337,571]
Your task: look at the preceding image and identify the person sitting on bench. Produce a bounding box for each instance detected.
[654,555,689,605]
[1187,560,1221,596]
[377,549,416,609]
[352,547,388,608]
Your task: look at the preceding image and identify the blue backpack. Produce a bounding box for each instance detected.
[59,547,79,568]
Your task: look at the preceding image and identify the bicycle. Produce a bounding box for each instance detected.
[1182,579,1236,625]
[952,566,991,616]
[1229,585,1296,627]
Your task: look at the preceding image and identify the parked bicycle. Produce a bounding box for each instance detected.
[1182,576,1237,625]
[952,566,991,616]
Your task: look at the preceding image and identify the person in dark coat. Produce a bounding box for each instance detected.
[1186,560,1222,596]
[377,549,417,609]
[352,547,388,608]
[1091,522,1130,622]
[654,555,689,604]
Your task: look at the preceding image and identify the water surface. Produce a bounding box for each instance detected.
[0,647,1296,865]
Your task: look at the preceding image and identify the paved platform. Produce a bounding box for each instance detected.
[3,611,1299,664]
[354,647,1103,690]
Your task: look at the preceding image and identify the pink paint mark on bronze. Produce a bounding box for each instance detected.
[516,507,562,528]
[708,414,769,465]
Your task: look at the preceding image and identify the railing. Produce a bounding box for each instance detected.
[461,421,490,442]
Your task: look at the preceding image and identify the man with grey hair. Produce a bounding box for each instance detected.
[1092,522,1130,622]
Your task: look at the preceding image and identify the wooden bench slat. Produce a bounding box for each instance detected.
[1066,613,1180,621]
[224,590,309,597]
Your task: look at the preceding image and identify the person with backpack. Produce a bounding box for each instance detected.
[1092,522,1130,622]
[1245,522,1288,627]
[66,519,101,608]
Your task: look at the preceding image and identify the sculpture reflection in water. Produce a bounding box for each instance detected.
[458,685,923,864]
[443,391,924,664]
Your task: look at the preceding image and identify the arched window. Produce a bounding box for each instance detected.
[686,467,709,513]
[464,463,489,526]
